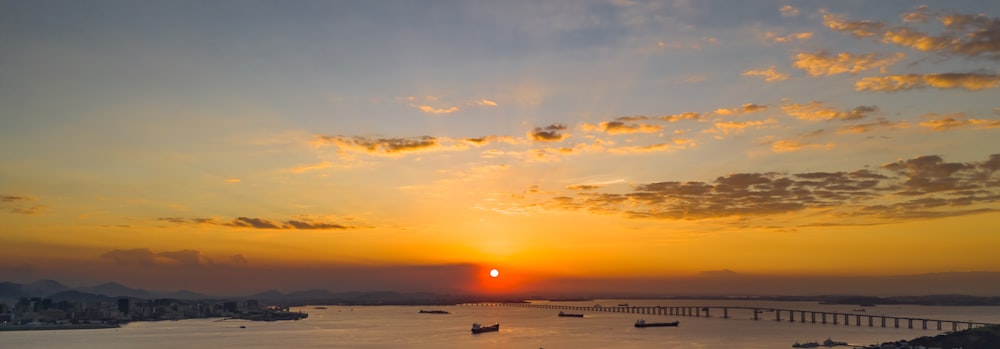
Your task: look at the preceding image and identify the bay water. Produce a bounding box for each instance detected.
[4,299,998,348]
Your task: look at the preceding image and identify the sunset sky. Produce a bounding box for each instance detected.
[2,1,999,296]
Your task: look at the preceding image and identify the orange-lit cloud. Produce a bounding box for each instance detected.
[918,113,1000,131]
[581,121,662,134]
[1,194,46,215]
[606,143,674,154]
[782,101,878,121]
[779,5,799,17]
[837,119,910,134]
[290,161,333,174]
[769,139,836,153]
[704,119,771,138]
[541,154,1000,221]
[566,184,600,190]
[475,99,498,107]
[660,112,704,122]
[225,178,241,183]
[764,31,813,43]
[316,135,443,156]
[824,9,1000,59]
[713,103,768,116]
[792,51,905,77]
[856,73,1000,92]
[742,66,789,82]
[529,124,570,142]
[159,216,356,230]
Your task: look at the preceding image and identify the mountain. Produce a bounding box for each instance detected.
[22,279,71,296]
[79,282,151,298]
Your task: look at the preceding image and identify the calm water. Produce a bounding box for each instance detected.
[5,299,998,348]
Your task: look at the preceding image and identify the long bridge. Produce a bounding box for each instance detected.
[464,302,996,332]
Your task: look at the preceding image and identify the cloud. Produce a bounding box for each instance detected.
[713,103,769,116]
[290,161,333,174]
[837,119,910,134]
[704,120,770,138]
[316,135,443,156]
[769,139,836,153]
[824,8,1000,59]
[660,112,704,122]
[742,66,789,82]
[462,135,519,146]
[156,250,203,267]
[225,178,241,183]
[475,99,498,107]
[918,113,1000,131]
[284,220,350,230]
[581,121,662,135]
[779,5,799,17]
[782,102,879,121]
[764,31,813,43]
[1,194,46,215]
[792,51,905,77]
[413,104,459,114]
[529,124,570,142]
[161,216,357,230]
[227,216,282,229]
[606,143,674,154]
[567,184,600,190]
[856,73,1000,92]
[101,248,157,267]
[100,248,250,268]
[541,154,999,222]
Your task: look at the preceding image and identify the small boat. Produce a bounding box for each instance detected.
[419,309,450,314]
[634,319,679,327]
[239,325,246,329]
[822,339,848,347]
[852,308,866,312]
[471,323,499,334]
[618,303,629,307]
[558,311,584,317]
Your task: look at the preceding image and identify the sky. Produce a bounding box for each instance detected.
[1,1,999,296]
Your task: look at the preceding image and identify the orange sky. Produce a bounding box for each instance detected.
[1,1,999,296]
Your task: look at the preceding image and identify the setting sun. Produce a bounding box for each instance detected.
[489,269,499,278]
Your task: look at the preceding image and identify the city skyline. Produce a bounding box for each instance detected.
[2,1,999,296]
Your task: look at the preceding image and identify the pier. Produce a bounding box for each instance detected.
[463,303,996,332]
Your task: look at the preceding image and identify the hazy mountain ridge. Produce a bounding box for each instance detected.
[2,271,1000,305]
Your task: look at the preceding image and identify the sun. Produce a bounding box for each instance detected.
[489,268,499,278]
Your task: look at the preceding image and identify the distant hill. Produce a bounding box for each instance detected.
[79,282,152,298]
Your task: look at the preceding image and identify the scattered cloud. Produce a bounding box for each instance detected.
[779,5,799,17]
[742,66,789,82]
[101,248,250,267]
[713,103,769,116]
[606,143,675,154]
[413,105,459,114]
[793,51,905,77]
[660,112,704,122]
[581,121,662,135]
[1,194,46,215]
[764,31,813,43]
[529,124,570,142]
[781,101,878,121]
[768,139,836,153]
[315,135,444,156]
[290,161,333,174]
[159,216,356,230]
[824,9,1000,59]
[101,248,157,267]
[567,184,601,190]
[704,120,771,138]
[225,178,241,183]
[837,119,910,134]
[856,72,1000,92]
[918,113,1000,131]
[541,154,1000,222]
[475,99,498,107]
